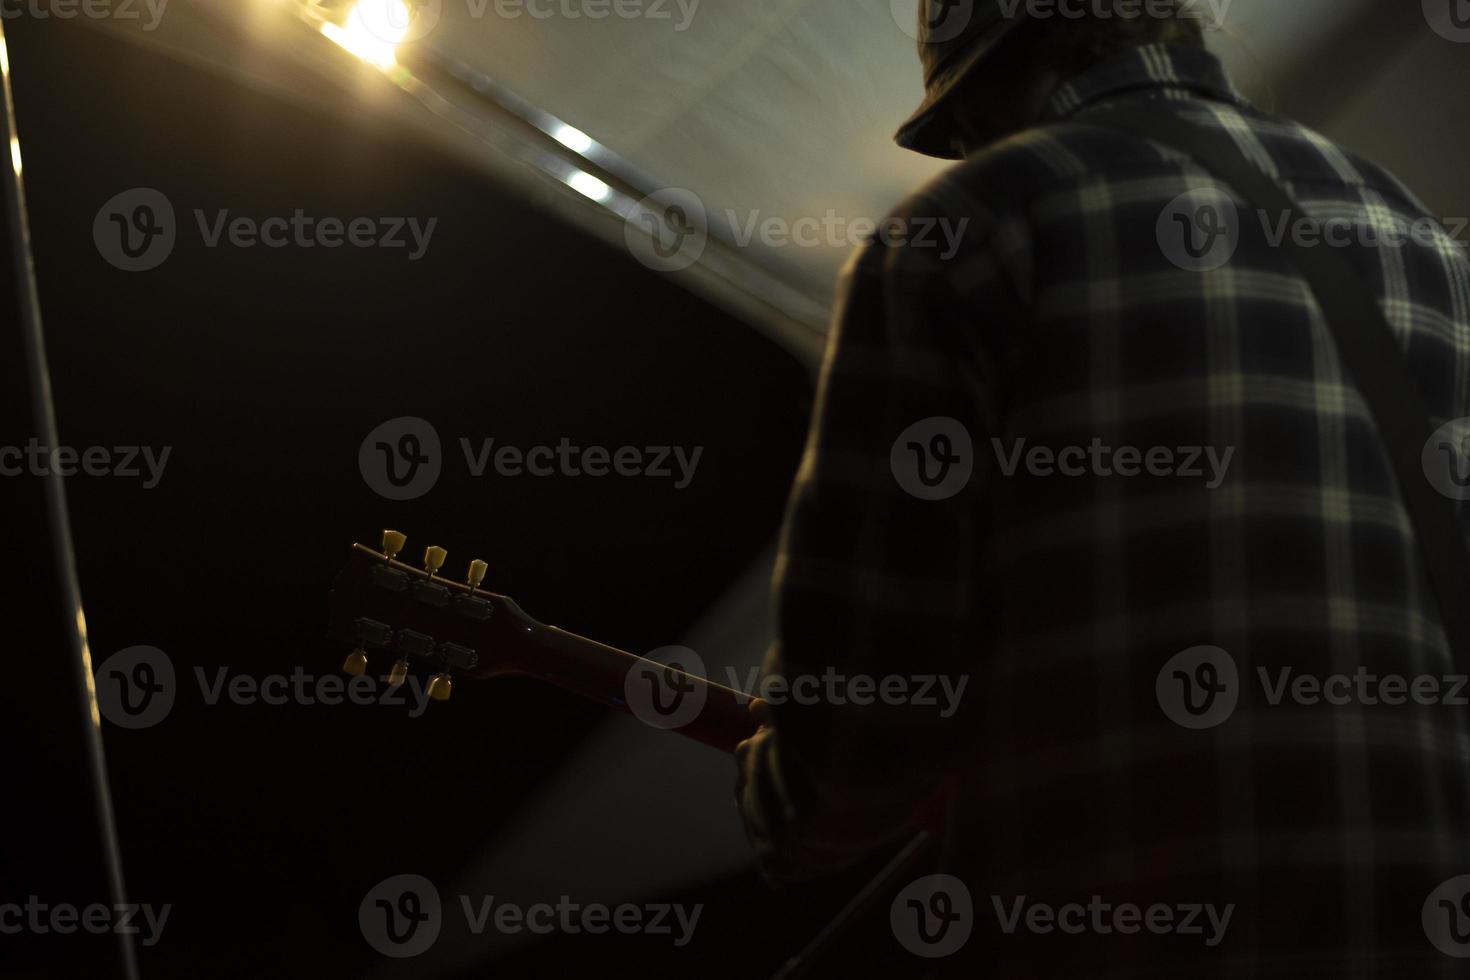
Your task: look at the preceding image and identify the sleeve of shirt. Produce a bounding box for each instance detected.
[741,190,1026,876]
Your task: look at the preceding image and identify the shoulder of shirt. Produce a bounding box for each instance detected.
[847,120,1120,285]
[867,121,1140,264]
[902,120,1160,222]
[882,108,1436,258]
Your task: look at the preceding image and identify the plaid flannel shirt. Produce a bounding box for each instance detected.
[746,42,1470,977]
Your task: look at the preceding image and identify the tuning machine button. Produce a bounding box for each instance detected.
[387,657,410,688]
[467,560,488,590]
[427,673,453,701]
[382,529,407,560]
[342,646,369,676]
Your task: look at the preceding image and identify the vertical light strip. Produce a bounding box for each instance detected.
[0,15,138,978]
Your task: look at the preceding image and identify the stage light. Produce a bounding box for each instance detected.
[553,124,594,155]
[566,170,611,203]
[321,0,411,70]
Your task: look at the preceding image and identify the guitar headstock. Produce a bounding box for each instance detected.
[327,529,544,703]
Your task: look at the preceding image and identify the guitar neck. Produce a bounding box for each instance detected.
[328,540,761,752]
[493,624,759,754]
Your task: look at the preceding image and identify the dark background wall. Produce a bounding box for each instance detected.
[0,18,869,979]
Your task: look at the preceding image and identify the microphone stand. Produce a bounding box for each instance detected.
[0,21,140,980]
[769,830,938,980]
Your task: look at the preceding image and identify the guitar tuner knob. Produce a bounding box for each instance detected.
[427,673,453,702]
[423,546,448,576]
[467,559,488,590]
[387,658,410,688]
[382,530,407,561]
[342,647,369,676]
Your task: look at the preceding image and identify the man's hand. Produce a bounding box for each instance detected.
[734,699,883,885]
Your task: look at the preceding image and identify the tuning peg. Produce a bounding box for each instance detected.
[387,657,410,688]
[342,646,369,676]
[423,546,447,576]
[381,529,407,560]
[426,673,453,701]
[467,559,488,590]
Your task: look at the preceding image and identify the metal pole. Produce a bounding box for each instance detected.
[0,21,140,980]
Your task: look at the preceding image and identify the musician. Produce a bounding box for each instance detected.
[736,1,1470,975]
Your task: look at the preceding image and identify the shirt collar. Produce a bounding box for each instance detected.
[1043,43,1252,121]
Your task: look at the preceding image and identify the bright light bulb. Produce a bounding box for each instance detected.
[566,171,611,203]
[355,0,413,44]
[553,124,594,155]
[321,0,412,70]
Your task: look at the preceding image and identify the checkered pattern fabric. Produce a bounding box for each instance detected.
[747,42,1470,976]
